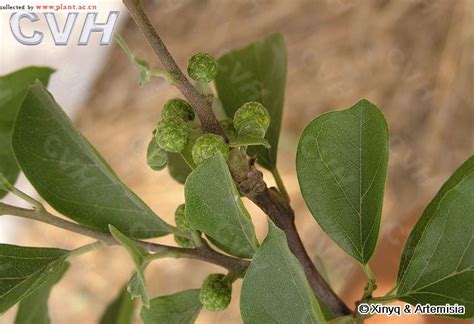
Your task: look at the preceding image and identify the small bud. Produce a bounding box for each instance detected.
[199,273,232,312]
[192,134,229,165]
[187,53,218,82]
[174,204,192,232]
[174,235,194,248]
[154,117,189,153]
[161,98,195,121]
[219,118,236,139]
[146,138,168,171]
[233,101,270,138]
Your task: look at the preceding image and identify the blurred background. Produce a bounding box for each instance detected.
[1,0,473,323]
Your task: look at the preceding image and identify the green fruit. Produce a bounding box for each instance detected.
[187,53,218,82]
[233,101,270,138]
[161,98,195,121]
[192,134,229,165]
[154,117,189,153]
[199,274,232,311]
[174,235,194,248]
[174,204,191,232]
[219,118,236,139]
[146,138,168,171]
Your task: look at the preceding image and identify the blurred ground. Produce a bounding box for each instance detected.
[5,0,473,323]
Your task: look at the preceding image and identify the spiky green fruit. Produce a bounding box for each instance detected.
[199,273,232,311]
[187,53,218,82]
[161,98,195,121]
[154,117,189,153]
[192,134,229,165]
[233,101,270,138]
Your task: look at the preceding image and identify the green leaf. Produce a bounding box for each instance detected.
[328,315,356,324]
[141,289,202,324]
[109,225,149,266]
[185,154,258,258]
[240,222,324,323]
[0,244,69,314]
[0,66,54,199]
[230,135,270,148]
[14,262,69,324]
[12,82,172,238]
[109,225,150,308]
[99,286,136,324]
[296,99,389,263]
[215,33,287,171]
[0,172,13,192]
[146,138,167,171]
[396,156,474,319]
[167,153,193,184]
[126,272,149,308]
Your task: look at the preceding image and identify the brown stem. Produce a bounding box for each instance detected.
[122,0,226,138]
[122,0,352,316]
[0,202,248,273]
[240,172,352,316]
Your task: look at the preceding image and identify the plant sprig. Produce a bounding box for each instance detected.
[0,1,471,322]
[122,0,350,316]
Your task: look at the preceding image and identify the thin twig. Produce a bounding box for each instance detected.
[122,0,226,138]
[243,180,352,316]
[68,241,106,258]
[0,202,248,273]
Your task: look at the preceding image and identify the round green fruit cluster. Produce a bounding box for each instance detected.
[161,98,195,121]
[151,98,196,155]
[199,273,232,311]
[192,134,229,165]
[233,101,270,138]
[154,117,189,153]
[187,53,218,82]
